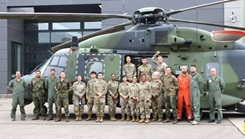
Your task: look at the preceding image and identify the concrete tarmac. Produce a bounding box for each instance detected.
[0,98,245,139]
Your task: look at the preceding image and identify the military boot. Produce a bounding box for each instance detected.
[47,116,53,121]
[145,118,150,124]
[172,119,178,124]
[75,115,79,121]
[138,119,145,123]
[55,117,61,122]
[121,115,125,121]
[86,115,92,121]
[126,115,130,121]
[96,117,100,122]
[78,115,82,121]
[32,115,39,120]
[43,115,46,120]
[157,118,163,122]
[131,116,135,122]
[163,118,170,123]
[113,116,117,121]
[136,116,139,122]
[151,117,157,122]
[99,116,104,123]
[65,117,69,122]
[110,116,114,121]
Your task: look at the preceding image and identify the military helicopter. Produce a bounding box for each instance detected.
[1,0,245,113]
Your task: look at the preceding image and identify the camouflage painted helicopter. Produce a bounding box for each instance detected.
[1,0,245,112]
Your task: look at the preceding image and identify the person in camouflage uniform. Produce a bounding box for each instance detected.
[30,70,46,120]
[93,72,107,123]
[73,75,86,121]
[138,74,152,124]
[137,57,154,81]
[123,55,136,82]
[119,75,130,121]
[85,71,97,121]
[55,71,72,122]
[107,73,119,121]
[8,71,27,121]
[162,67,179,124]
[151,51,168,78]
[45,69,58,121]
[207,68,225,124]
[129,76,140,122]
[150,71,163,122]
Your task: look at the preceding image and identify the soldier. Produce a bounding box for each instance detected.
[177,66,192,121]
[123,55,136,82]
[190,65,204,125]
[85,71,97,121]
[45,69,58,121]
[30,70,46,120]
[207,68,225,124]
[73,75,86,121]
[55,71,72,122]
[151,51,168,78]
[107,73,119,121]
[162,67,179,124]
[150,71,163,122]
[93,72,107,123]
[8,71,27,121]
[137,57,154,81]
[129,76,140,122]
[138,74,152,124]
[119,75,130,121]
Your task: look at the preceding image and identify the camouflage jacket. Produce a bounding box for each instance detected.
[162,74,179,96]
[152,54,168,77]
[137,64,154,81]
[119,82,130,98]
[150,79,163,96]
[86,78,97,98]
[72,81,86,101]
[207,76,225,93]
[138,81,151,101]
[123,63,136,78]
[129,82,139,99]
[93,79,107,98]
[55,78,72,95]
[30,77,46,97]
[107,80,119,98]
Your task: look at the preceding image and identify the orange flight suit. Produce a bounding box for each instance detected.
[177,73,192,120]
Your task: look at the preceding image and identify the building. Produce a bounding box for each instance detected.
[0,0,244,94]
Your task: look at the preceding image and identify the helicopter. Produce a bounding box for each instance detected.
[1,0,245,113]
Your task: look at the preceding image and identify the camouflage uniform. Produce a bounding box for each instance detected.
[45,76,58,119]
[73,81,86,119]
[8,79,27,120]
[129,82,140,121]
[107,80,119,119]
[123,63,136,79]
[86,78,97,118]
[94,79,107,119]
[55,79,72,118]
[150,79,163,121]
[138,81,151,122]
[162,74,179,120]
[119,81,130,120]
[151,54,168,78]
[137,64,154,81]
[30,77,46,118]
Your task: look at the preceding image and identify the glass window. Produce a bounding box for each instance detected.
[84,22,101,29]
[26,23,49,31]
[206,63,219,78]
[52,22,80,30]
[38,32,50,43]
[43,66,64,77]
[51,32,82,43]
[58,56,68,67]
[50,56,59,66]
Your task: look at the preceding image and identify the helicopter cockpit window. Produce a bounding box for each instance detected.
[43,67,64,77]
[58,56,68,67]
[50,56,59,66]
[206,63,220,78]
[86,61,103,79]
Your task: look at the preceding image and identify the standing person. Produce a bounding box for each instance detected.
[177,66,192,121]
[55,71,72,122]
[150,71,163,122]
[30,70,46,120]
[73,75,86,121]
[151,51,168,78]
[8,71,27,121]
[129,76,140,122]
[119,75,130,121]
[190,65,204,125]
[107,73,119,121]
[137,57,154,81]
[162,67,179,124]
[85,71,97,121]
[93,72,107,123]
[45,69,58,121]
[207,68,225,124]
[138,74,151,124]
[123,56,136,82]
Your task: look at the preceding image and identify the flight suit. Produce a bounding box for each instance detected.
[177,73,192,120]
[163,74,178,120]
[151,54,168,78]
[119,82,130,120]
[94,79,107,121]
[8,79,27,120]
[138,81,151,123]
[150,79,163,121]
[207,76,225,121]
[123,63,136,79]
[86,78,97,118]
[55,79,72,119]
[107,80,119,120]
[45,76,58,119]
[137,64,154,81]
[30,77,46,118]
[73,81,86,121]
[129,82,140,121]
[190,72,203,122]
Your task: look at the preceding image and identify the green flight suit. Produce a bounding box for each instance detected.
[46,76,58,118]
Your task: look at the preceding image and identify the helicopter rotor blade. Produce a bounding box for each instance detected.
[51,21,132,52]
[169,17,245,31]
[166,0,238,16]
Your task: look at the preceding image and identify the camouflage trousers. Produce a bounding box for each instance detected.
[74,104,84,116]
[151,95,163,120]
[33,96,46,117]
[164,95,177,119]
[95,97,105,117]
[11,93,26,119]
[87,97,95,116]
[47,94,57,118]
[107,96,118,117]
[139,99,151,119]
[129,99,139,117]
[57,94,69,117]
[120,97,130,116]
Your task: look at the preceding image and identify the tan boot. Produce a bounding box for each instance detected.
[32,116,39,120]
[138,119,145,123]
[86,115,92,121]
[78,115,82,121]
[110,116,114,121]
[96,117,100,122]
[121,115,125,121]
[151,118,157,122]
[113,116,117,121]
[157,118,163,122]
[145,118,150,124]
[126,115,130,121]
[65,117,69,122]
[55,117,61,122]
[131,116,135,122]
[163,118,170,123]
[75,115,79,121]
[136,116,139,122]
[99,116,104,123]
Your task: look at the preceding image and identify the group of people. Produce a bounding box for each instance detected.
[8,51,225,125]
